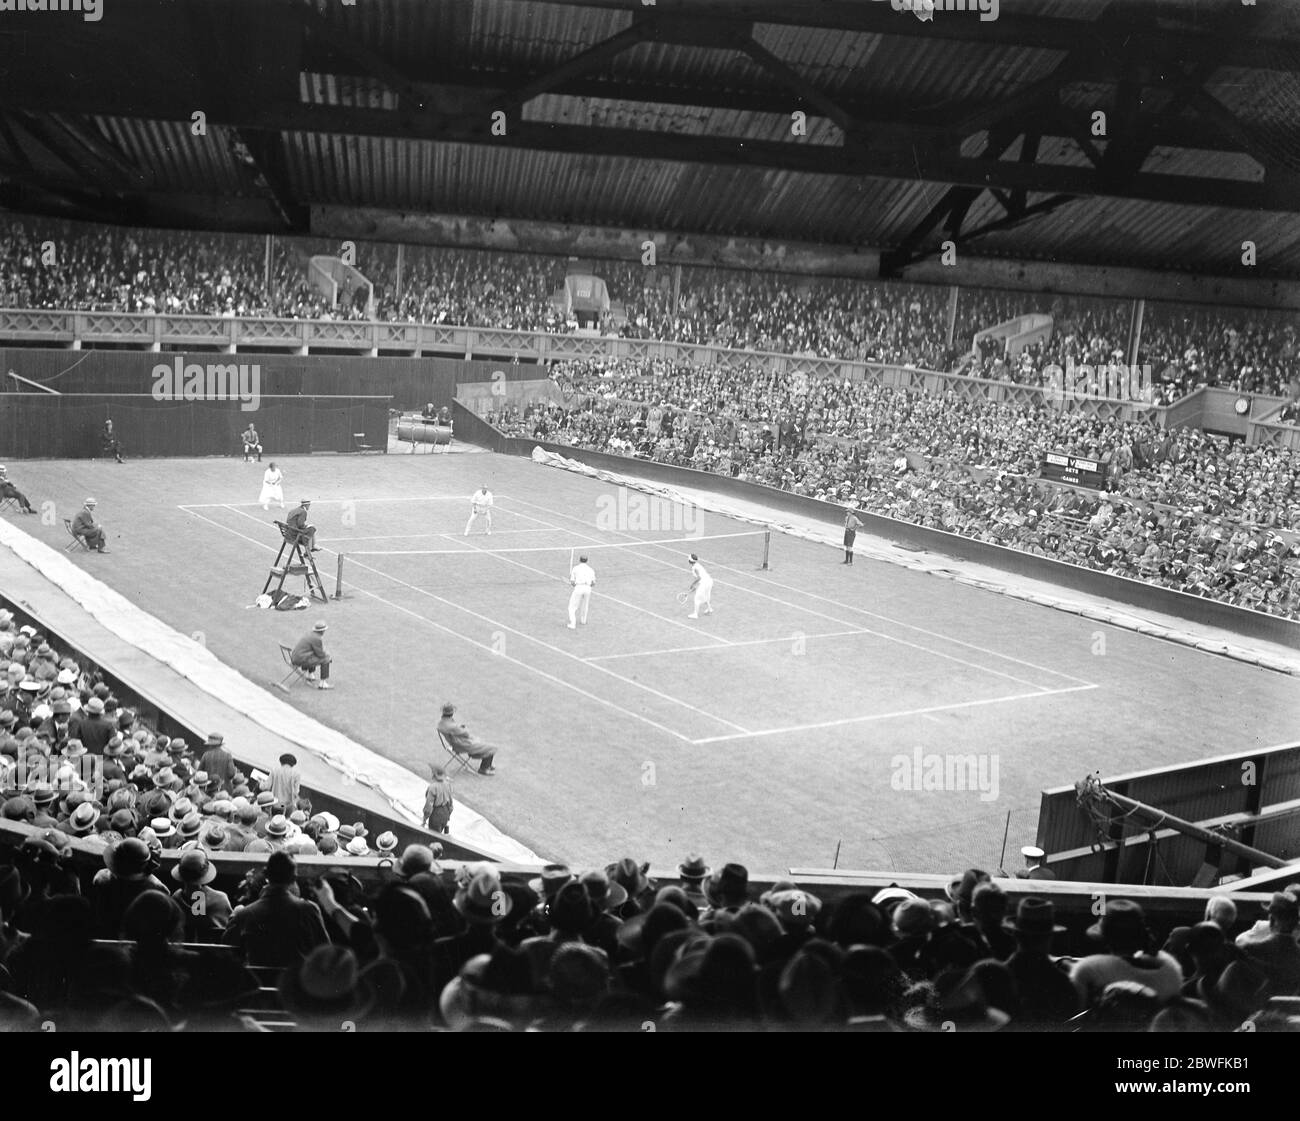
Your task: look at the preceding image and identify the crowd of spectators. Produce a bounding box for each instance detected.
[3,802,1297,1031]
[4,217,1298,407]
[490,358,1300,618]
[0,220,333,320]
[610,263,954,366]
[1139,303,1300,400]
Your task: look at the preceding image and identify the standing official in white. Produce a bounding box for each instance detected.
[687,553,713,619]
[465,486,494,535]
[568,555,596,629]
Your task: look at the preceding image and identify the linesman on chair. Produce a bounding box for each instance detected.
[73,497,109,553]
[0,466,35,514]
[291,620,332,690]
[242,424,263,463]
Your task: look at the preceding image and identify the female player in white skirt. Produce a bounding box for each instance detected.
[260,462,285,511]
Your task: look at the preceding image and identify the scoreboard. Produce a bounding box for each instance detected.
[1041,451,1105,489]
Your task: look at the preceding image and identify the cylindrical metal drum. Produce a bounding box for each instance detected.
[396,418,452,445]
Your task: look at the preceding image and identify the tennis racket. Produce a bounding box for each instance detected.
[676,590,690,605]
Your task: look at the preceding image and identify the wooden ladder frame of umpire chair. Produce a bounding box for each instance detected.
[63,518,89,551]
[263,522,329,604]
[274,643,314,693]
[437,729,476,775]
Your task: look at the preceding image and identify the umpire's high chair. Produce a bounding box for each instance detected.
[263,521,329,603]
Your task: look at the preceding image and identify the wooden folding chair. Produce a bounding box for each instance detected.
[63,518,88,551]
[274,643,313,693]
[438,729,475,775]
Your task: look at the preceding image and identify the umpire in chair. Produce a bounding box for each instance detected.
[284,498,319,554]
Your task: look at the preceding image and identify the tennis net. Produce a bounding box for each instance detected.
[337,529,769,595]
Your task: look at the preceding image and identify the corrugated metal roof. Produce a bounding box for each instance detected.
[7,0,1300,276]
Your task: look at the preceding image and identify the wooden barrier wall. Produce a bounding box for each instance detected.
[1037,742,1300,884]
[0,349,542,413]
[0,394,391,458]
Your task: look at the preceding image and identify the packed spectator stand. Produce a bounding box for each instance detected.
[5,216,1300,397]
[490,358,1300,620]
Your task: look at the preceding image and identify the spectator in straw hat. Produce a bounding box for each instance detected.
[375,831,399,861]
[70,695,114,755]
[290,622,332,690]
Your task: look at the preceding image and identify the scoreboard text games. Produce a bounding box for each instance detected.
[1041,451,1105,489]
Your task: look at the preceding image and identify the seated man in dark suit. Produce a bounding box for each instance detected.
[71,497,108,553]
[291,621,332,690]
[223,852,329,968]
[284,499,318,553]
[437,703,497,775]
[101,419,124,463]
[0,466,35,514]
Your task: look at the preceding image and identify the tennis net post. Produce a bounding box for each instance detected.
[761,529,770,570]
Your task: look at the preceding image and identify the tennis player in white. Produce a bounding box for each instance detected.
[464,485,493,536]
[259,462,285,511]
[686,553,714,619]
[568,554,596,629]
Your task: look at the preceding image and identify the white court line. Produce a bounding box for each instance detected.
[497,494,1058,693]
[689,683,1100,744]
[586,628,876,661]
[334,529,551,542]
[180,494,516,509]
[176,504,704,744]
[215,503,749,736]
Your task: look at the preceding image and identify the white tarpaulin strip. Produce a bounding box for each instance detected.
[0,518,542,864]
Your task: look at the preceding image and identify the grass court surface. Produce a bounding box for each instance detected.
[8,450,1299,873]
